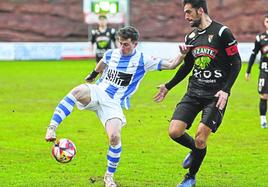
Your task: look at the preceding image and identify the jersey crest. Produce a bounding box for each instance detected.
[189,32,196,39]
[208,35,214,43]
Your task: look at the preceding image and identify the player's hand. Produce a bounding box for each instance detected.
[179,44,193,55]
[215,90,228,110]
[85,70,99,83]
[245,73,250,81]
[84,74,95,83]
[154,84,169,102]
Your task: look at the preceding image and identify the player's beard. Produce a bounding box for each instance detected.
[191,17,201,27]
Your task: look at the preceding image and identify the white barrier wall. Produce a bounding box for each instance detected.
[0,42,256,62]
[15,43,62,60]
[0,43,15,60]
[137,42,257,62]
[0,42,94,61]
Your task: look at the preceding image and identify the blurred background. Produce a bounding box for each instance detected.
[0,0,267,60]
[0,0,267,42]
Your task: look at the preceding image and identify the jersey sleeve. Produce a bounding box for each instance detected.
[143,54,163,72]
[246,35,261,73]
[219,27,241,63]
[252,35,261,55]
[185,29,198,45]
[165,53,194,90]
[102,49,113,65]
[219,27,242,93]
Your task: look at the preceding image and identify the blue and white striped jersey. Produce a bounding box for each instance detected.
[96,48,163,109]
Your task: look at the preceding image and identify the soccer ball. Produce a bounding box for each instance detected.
[52,138,76,163]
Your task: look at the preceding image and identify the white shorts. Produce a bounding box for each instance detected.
[76,84,126,126]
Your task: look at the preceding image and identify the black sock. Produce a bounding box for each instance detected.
[260,99,267,116]
[172,133,195,150]
[189,147,207,177]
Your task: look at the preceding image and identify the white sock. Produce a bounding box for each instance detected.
[260,115,267,124]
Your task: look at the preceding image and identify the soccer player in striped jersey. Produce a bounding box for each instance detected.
[154,0,241,186]
[45,26,191,187]
[245,14,268,129]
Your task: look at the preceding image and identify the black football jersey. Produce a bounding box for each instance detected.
[184,21,241,98]
[252,32,268,71]
[91,28,116,56]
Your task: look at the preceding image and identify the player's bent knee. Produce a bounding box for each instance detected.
[169,129,180,139]
[168,121,186,139]
[70,84,91,105]
[168,127,185,139]
[70,85,84,98]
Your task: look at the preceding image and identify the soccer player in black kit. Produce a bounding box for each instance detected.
[91,15,116,63]
[154,0,241,186]
[245,14,268,129]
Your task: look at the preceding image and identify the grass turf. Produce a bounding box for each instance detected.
[0,60,267,187]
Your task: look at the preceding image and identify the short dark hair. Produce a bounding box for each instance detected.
[183,0,208,14]
[117,26,139,42]
[265,13,268,19]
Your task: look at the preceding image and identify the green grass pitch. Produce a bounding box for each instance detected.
[0,60,267,187]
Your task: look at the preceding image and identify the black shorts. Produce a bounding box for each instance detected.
[171,94,227,133]
[258,71,268,94]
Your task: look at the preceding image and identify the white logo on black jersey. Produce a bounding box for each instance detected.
[189,32,196,39]
[208,35,214,43]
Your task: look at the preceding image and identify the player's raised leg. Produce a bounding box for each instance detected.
[45,84,92,141]
[104,118,122,187]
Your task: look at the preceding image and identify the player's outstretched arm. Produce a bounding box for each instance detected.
[160,44,193,70]
[154,53,194,102]
[154,84,169,102]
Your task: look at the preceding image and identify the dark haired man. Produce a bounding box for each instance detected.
[91,15,116,63]
[45,26,191,187]
[245,14,268,129]
[154,0,241,186]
